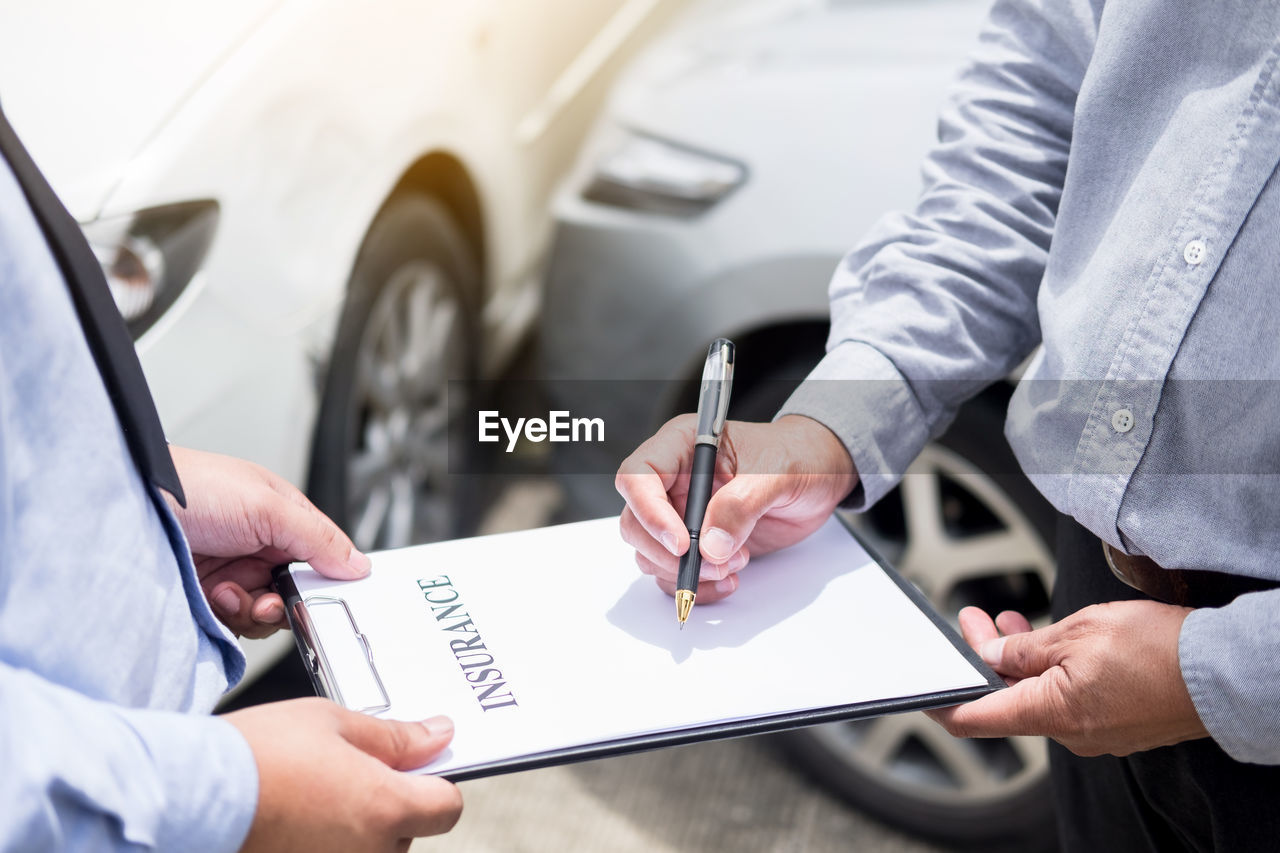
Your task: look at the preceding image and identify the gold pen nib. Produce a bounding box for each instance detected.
[675,589,696,627]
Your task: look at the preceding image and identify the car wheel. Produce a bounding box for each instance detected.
[780,399,1057,851]
[730,364,1057,851]
[309,194,479,551]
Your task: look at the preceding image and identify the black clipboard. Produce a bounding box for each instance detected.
[273,515,1003,782]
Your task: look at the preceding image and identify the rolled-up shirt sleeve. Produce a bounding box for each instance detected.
[779,0,1096,509]
[1180,591,1280,764]
[0,662,258,852]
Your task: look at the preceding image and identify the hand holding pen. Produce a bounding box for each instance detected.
[615,350,860,621]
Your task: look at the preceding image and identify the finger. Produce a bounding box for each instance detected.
[209,583,284,639]
[699,474,786,563]
[339,711,455,771]
[616,466,689,557]
[995,610,1034,635]
[981,623,1061,680]
[388,775,464,838]
[248,591,286,626]
[620,508,680,575]
[615,417,697,558]
[655,572,739,604]
[930,676,1056,739]
[639,546,747,583]
[257,494,370,580]
[956,608,1015,682]
[209,581,255,629]
[199,557,278,593]
[957,606,1000,649]
[697,547,749,581]
[636,551,676,582]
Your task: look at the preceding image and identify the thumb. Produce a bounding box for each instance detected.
[265,492,371,580]
[980,626,1060,680]
[338,711,455,771]
[700,474,784,562]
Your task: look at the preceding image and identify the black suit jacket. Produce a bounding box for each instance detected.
[0,103,185,505]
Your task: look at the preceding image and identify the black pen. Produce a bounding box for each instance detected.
[675,338,735,628]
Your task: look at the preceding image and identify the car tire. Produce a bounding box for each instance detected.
[309,193,480,551]
[731,362,1058,852]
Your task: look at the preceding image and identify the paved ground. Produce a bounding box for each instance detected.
[410,735,944,853]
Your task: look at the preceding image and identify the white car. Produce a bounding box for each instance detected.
[543,0,1059,849]
[0,0,683,678]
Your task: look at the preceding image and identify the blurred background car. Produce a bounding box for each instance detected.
[541,0,1058,849]
[0,0,682,682]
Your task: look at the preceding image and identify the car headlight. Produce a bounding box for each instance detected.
[584,132,746,217]
[81,200,219,339]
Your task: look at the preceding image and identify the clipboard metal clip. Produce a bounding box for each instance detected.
[290,594,392,715]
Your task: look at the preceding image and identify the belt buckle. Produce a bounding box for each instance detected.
[1102,541,1188,606]
[1101,541,1139,590]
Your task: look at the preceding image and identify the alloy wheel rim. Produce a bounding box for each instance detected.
[345,260,466,551]
[816,443,1055,808]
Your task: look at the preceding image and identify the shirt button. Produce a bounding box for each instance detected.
[1183,239,1206,265]
[1112,408,1135,433]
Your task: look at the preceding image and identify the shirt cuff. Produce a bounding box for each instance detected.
[776,340,931,511]
[1179,588,1280,765]
[120,708,260,851]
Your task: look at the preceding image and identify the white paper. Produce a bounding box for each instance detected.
[289,516,988,776]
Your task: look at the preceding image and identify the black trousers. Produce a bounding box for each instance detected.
[1050,515,1280,853]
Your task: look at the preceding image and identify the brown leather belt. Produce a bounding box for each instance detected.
[1101,542,1279,609]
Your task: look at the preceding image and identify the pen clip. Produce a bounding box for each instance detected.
[694,338,735,446]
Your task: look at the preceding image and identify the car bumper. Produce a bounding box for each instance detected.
[541,189,836,515]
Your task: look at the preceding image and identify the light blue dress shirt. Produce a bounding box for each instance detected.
[0,160,258,850]
[782,0,1280,763]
